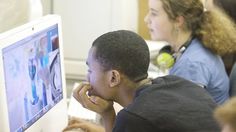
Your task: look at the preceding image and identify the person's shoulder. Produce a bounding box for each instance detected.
[188,39,215,57]
[183,38,220,65]
[135,75,202,95]
[135,75,209,105]
[152,75,198,87]
[151,75,213,100]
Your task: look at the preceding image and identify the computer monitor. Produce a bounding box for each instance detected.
[0,15,68,132]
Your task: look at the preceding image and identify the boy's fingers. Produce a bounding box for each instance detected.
[68,117,84,125]
[73,83,90,104]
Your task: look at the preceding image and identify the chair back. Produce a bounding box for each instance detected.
[230,62,236,97]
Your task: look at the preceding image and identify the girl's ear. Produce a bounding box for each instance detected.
[108,70,121,87]
[175,15,185,28]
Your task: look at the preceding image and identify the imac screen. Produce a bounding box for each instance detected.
[2,24,63,132]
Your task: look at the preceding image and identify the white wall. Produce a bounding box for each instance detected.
[0,0,30,33]
[52,0,138,80]
[0,0,44,33]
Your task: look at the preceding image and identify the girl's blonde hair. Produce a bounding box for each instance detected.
[161,0,236,55]
[214,97,236,131]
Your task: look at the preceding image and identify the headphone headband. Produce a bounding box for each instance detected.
[178,36,194,54]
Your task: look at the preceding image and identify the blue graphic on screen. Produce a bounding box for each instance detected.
[2,24,63,132]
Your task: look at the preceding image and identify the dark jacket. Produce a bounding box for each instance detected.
[113,75,220,132]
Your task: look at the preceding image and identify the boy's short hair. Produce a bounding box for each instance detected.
[92,30,150,82]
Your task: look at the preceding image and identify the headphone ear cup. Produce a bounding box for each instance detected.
[156,45,175,69]
[156,52,175,68]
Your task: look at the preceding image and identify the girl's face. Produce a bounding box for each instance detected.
[144,0,175,42]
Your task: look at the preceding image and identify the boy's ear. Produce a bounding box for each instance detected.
[108,70,121,87]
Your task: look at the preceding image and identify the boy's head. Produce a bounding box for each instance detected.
[91,30,150,82]
[86,30,150,100]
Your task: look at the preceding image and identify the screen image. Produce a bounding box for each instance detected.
[2,24,63,132]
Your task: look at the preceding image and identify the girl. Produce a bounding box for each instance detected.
[145,0,236,104]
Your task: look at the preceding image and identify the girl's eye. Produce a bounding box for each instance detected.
[151,12,157,16]
[88,69,92,73]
